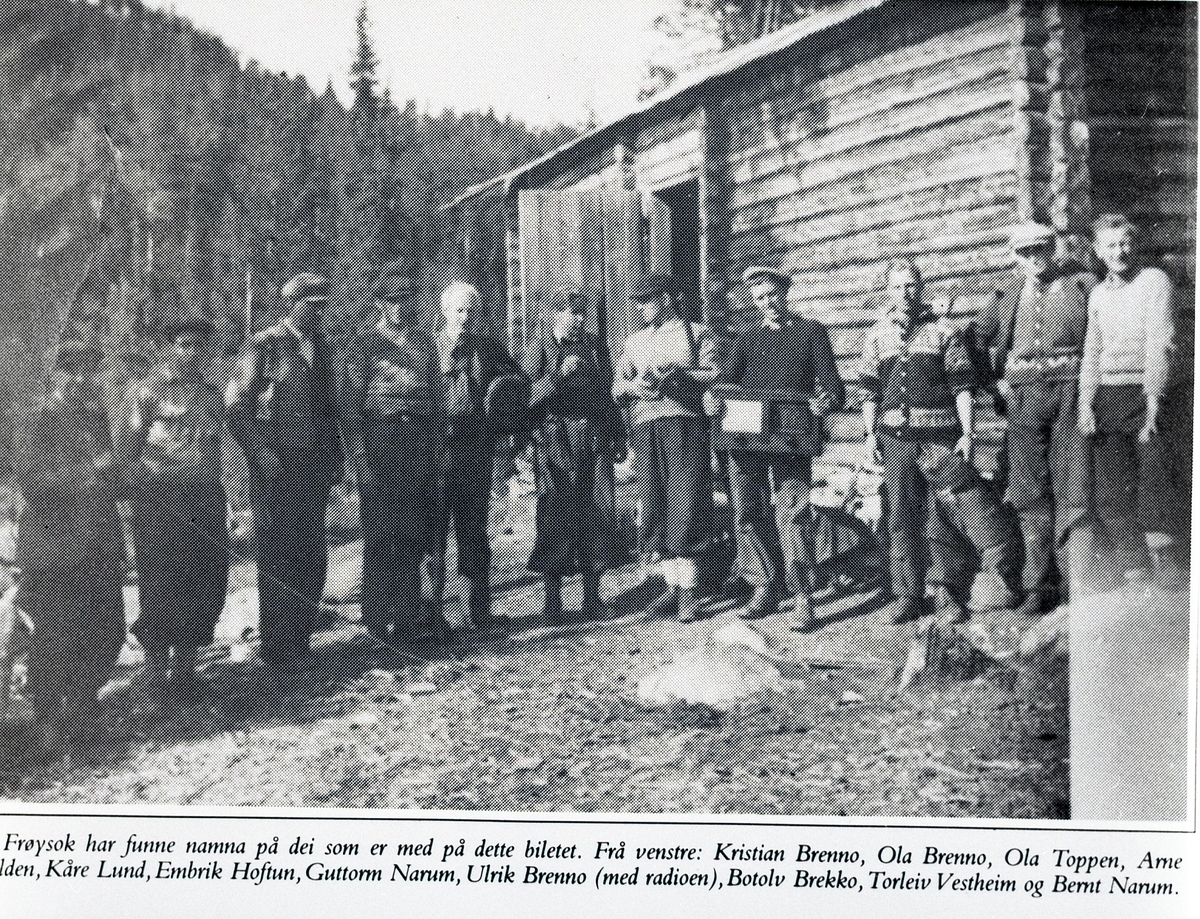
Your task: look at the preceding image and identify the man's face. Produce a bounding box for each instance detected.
[1094,226,1135,277]
[169,333,204,376]
[291,298,325,334]
[638,295,665,327]
[751,278,787,327]
[887,265,921,320]
[554,303,585,341]
[380,294,415,328]
[1015,243,1054,280]
[443,295,473,339]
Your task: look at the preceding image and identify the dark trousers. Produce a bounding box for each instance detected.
[131,483,230,651]
[251,472,331,660]
[727,451,813,595]
[879,433,1013,600]
[630,415,713,561]
[1092,384,1183,560]
[359,417,438,637]
[1006,379,1091,594]
[23,561,125,719]
[429,429,493,616]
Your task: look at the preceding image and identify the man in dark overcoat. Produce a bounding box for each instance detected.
[713,266,845,630]
[15,340,125,730]
[525,290,622,623]
[976,222,1095,615]
[227,273,345,667]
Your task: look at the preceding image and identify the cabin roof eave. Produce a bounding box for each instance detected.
[442,0,892,211]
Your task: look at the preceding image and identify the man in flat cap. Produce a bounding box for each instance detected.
[15,338,124,737]
[120,314,229,692]
[343,263,442,643]
[976,222,1095,615]
[614,272,719,623]
[228,273,344,667]
[712,266,845,630]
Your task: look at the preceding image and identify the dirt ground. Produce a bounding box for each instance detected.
[0,491,1069,817]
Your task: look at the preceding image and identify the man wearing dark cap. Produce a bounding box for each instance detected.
[228,273,344,667]
[712,266,845,630]
[976,222,1095,615]
[614,273,719,623]
[16,338,125,735]
[343,263,442,643]
[120,314,229,692]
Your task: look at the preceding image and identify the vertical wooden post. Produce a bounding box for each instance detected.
[697,105,712,326]
[1045,0,1091,264]
[504,202,519,358]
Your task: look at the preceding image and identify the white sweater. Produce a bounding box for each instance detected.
[1079,267,1175,414]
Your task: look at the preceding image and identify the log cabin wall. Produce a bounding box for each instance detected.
[715,1,1018,473]
[1082,1,1197,284]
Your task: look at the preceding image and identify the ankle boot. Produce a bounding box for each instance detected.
[935,585,969,625]
[582,573,602,620]
[541,577,564,625]
[787,590,816,632]
[677,586,701,623]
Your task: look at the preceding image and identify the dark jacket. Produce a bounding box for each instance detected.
[342,322,442,462]
[526,331,619,435]
[974,266,1095,386]
[227,322,345,490]
[714,317,845,456]
[15,386,123,568]
[119,371,225,492]
[440,331,522,440]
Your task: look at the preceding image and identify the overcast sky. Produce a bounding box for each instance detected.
[152,1,676,127]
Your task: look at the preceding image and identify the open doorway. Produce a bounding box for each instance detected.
[650,179,703,324]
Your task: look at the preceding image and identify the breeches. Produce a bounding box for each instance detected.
[727,451,813,593]
[630,415,713,561]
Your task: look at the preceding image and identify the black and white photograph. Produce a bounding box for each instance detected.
[0,1,1196,904]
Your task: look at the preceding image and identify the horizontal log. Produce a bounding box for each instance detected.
[729,82,1012,190]
[730,150,1015,238]
[732,171,1017,250]
[728,131,1016,219]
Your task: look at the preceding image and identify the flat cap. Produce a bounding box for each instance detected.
[1006,221,1055,251]
[281,272,329,304]
[742,265,792,289]
[373,262,418,300]
[631,273,675,301]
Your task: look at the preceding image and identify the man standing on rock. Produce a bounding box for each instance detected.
[615,273,719,623]
[343,263,442,643]
[977,222,1095,615]
[712,266,844,631]
[227,273,344,668]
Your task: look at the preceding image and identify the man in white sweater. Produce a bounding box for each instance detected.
[1079,213,1183,585]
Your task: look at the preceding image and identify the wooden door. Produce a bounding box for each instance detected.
[517,185,644,364]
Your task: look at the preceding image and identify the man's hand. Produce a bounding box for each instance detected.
[1139,400,1160,443]
[955,431,974,463]
[559,354,581,377]
[1078,409,1096,436]
[702,390,724,418]
[864,432,881,466]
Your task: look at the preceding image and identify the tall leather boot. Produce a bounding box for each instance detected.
[1015,507,1054,616]
[468,578,495,631]
[541,576,564,625]
[582,572,602,620]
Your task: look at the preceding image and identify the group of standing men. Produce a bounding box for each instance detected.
[10,209,1187,737]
